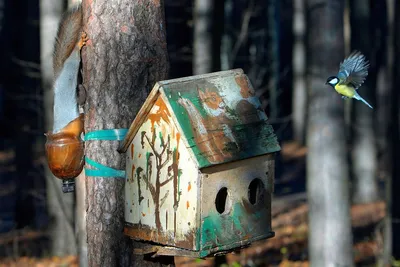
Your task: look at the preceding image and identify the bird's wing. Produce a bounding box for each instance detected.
[337,51,369,89]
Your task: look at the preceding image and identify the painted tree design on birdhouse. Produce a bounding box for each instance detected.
[126,97,195,236]
[136,127,182,231]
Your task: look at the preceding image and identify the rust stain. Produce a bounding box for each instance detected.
[130,144,134,158]
[152,0,161,7]
[235,75,255,98]
[147,97,171,130]
[198,87,224,110]
[178,97,227,163]
[186,201,190,209]
[187,182,191,192]
[179,88,241,165]
[166,211,168,230]
[176,132,181,149]
[120,25,129,33]
[138,153,142,158]
[130,164,135,183]
[142,212,146,217]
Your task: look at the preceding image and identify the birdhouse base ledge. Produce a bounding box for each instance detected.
[130,231,275,258]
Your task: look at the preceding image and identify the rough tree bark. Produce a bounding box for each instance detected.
[306,0,354,266]
[39,0,77,256]
[292,0,306,144]
[81,0,169,266]
[349,0,378,204]
[193,0,213,75]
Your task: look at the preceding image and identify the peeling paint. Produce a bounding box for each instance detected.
[163,72,280,168]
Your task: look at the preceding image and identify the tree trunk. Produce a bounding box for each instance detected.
[193,0,213,75]
[75,172,88,267]
[376,0,393,179]
[349,0,378,204]
[391,0,400,259]
[306,0,354,266]
[40,0,77,256]
[267,0,280,119]
[220,0,233,71]
[377,0,395,265]
[81,0,169,266]
[292,0,306,144]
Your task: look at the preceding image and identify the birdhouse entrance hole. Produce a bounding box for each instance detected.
[248,178,264,205]
[215,187,232,214]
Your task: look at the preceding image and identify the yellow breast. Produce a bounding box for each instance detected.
[334,84,356,98]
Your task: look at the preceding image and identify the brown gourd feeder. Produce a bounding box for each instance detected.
[45,114,84,193]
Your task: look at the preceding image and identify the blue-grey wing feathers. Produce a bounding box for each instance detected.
[337,51,369,89]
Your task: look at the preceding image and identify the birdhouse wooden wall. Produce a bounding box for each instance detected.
[120,69,280,258]
[123,95,201,251]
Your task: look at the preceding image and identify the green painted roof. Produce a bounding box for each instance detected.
[159,69,280,169]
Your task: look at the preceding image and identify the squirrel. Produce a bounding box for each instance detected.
[45,5,87,184]
[52,4,87,134]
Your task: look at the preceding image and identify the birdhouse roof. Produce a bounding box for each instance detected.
[120,69,280,169]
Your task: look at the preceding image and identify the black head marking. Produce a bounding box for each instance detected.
[326,76,339,87]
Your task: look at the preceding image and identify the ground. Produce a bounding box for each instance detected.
[0,142,386,266]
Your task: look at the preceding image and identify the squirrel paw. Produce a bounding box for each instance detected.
[77,32,88,50]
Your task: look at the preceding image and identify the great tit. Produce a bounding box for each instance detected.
[326,51,373,109]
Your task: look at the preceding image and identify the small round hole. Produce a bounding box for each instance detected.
[215,187,230,214]
[248,178,265,205]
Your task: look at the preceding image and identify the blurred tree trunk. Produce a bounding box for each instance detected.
[376,0,393,178]
[81,0,170,266]
[221,0,233,71]
[193,0,213,74]
[373,0,393,265]
[391,0,400,259]
[306,0,354,266]
[292,0,306,144]
[268,0,280,119]
[74,172,87,267]
[39,0,77,256]
[349,0,378,204]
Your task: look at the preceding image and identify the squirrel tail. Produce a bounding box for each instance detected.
[53,5,82,78]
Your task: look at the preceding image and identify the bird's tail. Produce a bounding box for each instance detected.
[354,93,373,109]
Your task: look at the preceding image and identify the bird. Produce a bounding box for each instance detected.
[326,51,373,109]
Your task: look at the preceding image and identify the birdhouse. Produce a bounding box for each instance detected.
[120,69,280,258]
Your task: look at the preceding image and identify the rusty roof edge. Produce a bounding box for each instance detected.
[118,83,162,153]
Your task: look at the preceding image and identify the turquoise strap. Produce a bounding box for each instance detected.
[84,129,128,141]
[85,157,126,178]
[84,129,128,178]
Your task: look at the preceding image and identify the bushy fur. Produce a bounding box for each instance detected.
[53,5,82,79]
